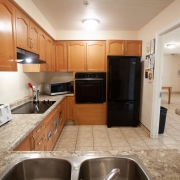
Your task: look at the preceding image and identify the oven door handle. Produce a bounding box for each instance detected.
[75,78,103,80]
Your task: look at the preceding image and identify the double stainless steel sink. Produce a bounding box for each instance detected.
[0,155,152,180]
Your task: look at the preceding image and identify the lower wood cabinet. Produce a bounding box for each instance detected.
[14,132,33,151]
[34,130,46,151]
[14,97,73,151]
[74,103,106,125]
[66,96,74,120]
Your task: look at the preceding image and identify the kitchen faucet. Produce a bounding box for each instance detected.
[33,86,39,103]
[103,168,120,180]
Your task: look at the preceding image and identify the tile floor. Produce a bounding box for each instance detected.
[53,93,180,151]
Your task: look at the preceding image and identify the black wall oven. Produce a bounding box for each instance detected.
[75,72,106,103]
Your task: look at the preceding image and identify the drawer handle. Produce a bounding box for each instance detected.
[37,138,44,146]
[36,126,42,133]
[32,135,35,150]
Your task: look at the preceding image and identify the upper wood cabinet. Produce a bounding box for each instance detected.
[40,37,52,72]
[125,40,142,56]
[86,41,106,72]
[67,41,86,72]
[107,40,142,56]
[51,41,56,72]
[16,9,39,54]
[0,0,17,71]
[56,41,67,71]
[67,41,106,72]
[39,30,46,61]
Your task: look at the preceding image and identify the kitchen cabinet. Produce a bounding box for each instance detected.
[66,96,74,120]
[86,41,106,72]
[67,41,86,71]
[56,41,67,71]
[74,103,106,125]
[16,9,39,54]
[34,130,46,151]
[40,37,52,72]
[107,40,142,56]
[51,41,56,72]
[14,132,33,151]
[0,0,17,71]
[45,120,54,151]
[67,41,106,72]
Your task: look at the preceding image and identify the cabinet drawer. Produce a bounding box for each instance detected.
[33,120,45,140]
[34,131,46,151]
[45,108,58,126]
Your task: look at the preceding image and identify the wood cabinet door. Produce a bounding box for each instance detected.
[39,30,46,61]
[0,0,17,71]
[67,41,86,71]
[51,41,56,72]
[56,41,67,71]
[29,21,39,54]
[125,40,142,56]
[86,41,106,72]
[16,9,30,51]
[106,40,125,56]
[14,132,33,151]
[66,96,74,120]
[46,122,54,151]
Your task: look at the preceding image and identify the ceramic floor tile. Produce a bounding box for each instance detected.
[64,126,79,132]
[94,141,111,147]
[75,146,94,151]
[110,140,129,146]
[128,140,147,146]
[143,139,164,146]
[130,145,150,150]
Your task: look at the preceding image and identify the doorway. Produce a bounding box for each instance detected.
[151,18,180,138]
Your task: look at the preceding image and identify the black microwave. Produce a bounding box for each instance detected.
[43,81,73,96]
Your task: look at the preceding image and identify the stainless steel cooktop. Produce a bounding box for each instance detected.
[11,100,56,114]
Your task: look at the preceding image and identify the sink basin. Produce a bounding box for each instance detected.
[78,157,150,180]
[0,155,152,180]
[11,101,56,114]
[0,157,71,180]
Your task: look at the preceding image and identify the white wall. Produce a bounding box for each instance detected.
[162,55,180,92]
[46,72,73,82]
[138,0,180,130]
[12,0,56,39]
[56,30,138,40]
[0,65,46,104]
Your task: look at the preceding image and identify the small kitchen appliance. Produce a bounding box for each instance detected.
[43,81,73,96]
[0,104,12,126]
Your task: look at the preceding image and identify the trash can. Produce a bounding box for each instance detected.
[159,106,168,134]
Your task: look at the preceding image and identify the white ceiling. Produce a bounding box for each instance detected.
[31,0,174,31]
[163,27,180,55]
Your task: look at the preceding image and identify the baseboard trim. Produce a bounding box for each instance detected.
[139,122,150,136]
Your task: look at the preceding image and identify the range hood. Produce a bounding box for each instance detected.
[16,48,46,64]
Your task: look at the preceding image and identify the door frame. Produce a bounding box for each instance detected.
[150,18,180,138]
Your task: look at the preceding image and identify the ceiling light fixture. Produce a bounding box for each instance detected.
[166,43,177,48]
[83,19,99,30]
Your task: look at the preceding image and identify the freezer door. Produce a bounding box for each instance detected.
[108,57,141,101]
[107,101,139,127]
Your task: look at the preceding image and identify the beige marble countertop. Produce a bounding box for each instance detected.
[0,93,73,151]
[1,94,180,179]
[0,149,180,180]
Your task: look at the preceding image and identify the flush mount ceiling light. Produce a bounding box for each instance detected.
[166,43,177,48]
[83,19,99,30]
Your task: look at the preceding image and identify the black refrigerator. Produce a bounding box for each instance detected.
[107,56,141,127]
